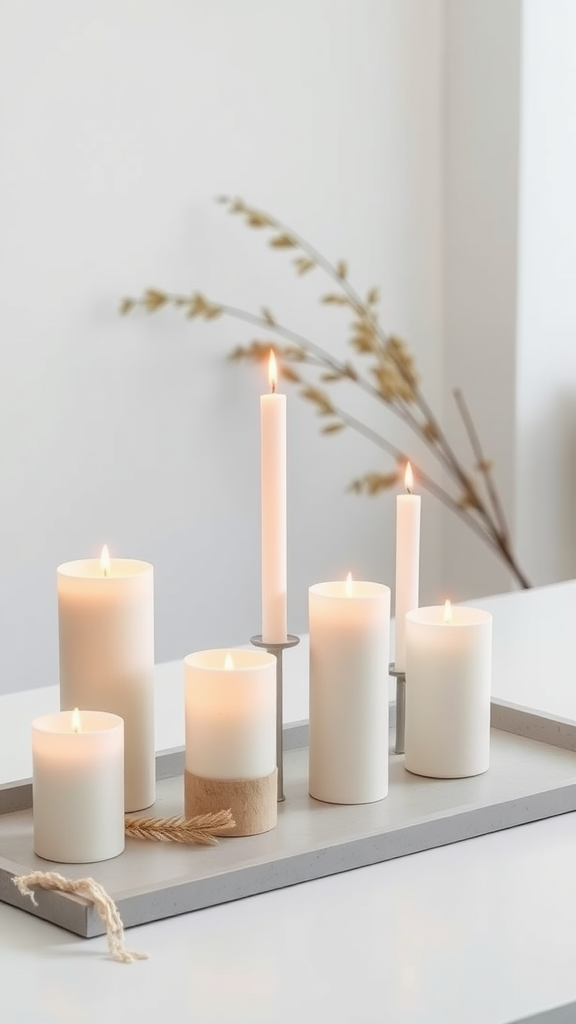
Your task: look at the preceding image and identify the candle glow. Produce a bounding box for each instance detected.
[71,707,81,733]
[100,544,110,577]
[444,599,452,624]
[268,351,277,394]
[224,652,234,670]
[405,462,414,493]
[345,572,353,597]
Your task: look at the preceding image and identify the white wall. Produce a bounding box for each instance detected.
[442,0,522,600]
[443,0,576,598]
[516,0,576,584]
[0,0,444,694]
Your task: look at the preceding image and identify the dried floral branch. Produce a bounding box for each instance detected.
[452,387,510,547]
[217,197,506,522]
[318,400,498,551]
[124,810,234,846]
[120,198,531,589]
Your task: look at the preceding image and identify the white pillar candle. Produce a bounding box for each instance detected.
[405,603,492,778]
[32,709,124,863]
[309,578,390,804]
[394,462,421,672]
[185,649,276,780]
[261,351,287,644]
[58,551,155,812]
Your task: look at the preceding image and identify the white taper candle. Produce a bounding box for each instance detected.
[261,351,287,643]
[394,462,421,671]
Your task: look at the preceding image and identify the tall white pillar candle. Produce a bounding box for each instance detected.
[185,649,276,780]
[58,553,155,812]
[261,351,287,644]
[394,462,421,672]
[32,710,124,863]
[405,603,492,778]
[309,579,390,804]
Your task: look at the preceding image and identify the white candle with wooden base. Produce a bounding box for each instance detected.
[184,648,277,836]
[309,578,391,805]
[404,603,492,778]
[57,551,155,813]
[32,709,124,863]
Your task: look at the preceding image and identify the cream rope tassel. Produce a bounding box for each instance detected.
[12,871,149,964]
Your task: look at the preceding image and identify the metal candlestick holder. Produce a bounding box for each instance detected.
[250,633,300,802]
[389,664,406,754]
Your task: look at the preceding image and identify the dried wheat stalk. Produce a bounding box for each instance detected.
[125,810,234,846]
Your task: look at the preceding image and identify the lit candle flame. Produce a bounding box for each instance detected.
[71,707,81,733]
[443,599,452,624]
[345,572,353,596]
[404,461,414,494]
[101,544,110,577]
[268,350,277,394]
[224,652,234,670]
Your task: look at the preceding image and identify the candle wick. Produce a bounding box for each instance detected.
[270,380,276,395]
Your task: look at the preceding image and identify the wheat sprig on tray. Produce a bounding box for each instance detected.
[125,810,234,846]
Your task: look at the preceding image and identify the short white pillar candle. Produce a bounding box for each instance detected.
[309,579,391,805]
[57,554,155,812]
[405,603,492,778]
[32,710,125,864]
[184,649,276,780]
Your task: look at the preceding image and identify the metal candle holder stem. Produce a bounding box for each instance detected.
[389,664,406,755]
[250,634,300,802]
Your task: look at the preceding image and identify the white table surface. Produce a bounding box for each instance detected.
[2,582,576,1024]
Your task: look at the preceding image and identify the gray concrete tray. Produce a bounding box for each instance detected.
[1,706,576,938]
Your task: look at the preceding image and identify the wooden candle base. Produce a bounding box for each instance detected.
[184,769,277,837]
